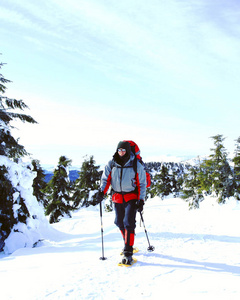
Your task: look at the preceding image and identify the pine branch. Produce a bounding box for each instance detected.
[5,98,29,110]
[8,112,37,124]
[0,61,11,93]
[0,110,12,123]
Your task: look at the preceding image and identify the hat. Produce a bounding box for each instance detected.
[117,141,131,155]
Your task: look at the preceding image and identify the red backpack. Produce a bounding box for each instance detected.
[124,140,151,188]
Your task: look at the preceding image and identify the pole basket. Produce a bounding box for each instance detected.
[99,256,107,260]
[147,245,155,252]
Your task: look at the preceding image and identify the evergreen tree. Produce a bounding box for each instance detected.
[72,155,101,207]
[151,164,172,199]
[45,156,73,223]
[0,165,17,249]
[171,164,185,197]
[0,165,30,250]
[199,135,233,203]
[181,162,204,209]
[32,159,47,207]
[0,60,36,250]
[232,137,240,200]
[0,62,37,158]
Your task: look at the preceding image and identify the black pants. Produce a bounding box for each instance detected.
[114,200,137,231]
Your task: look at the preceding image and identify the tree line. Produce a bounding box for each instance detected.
[146,134,240,208]
[32,155,101,223]
[31,133,240,222]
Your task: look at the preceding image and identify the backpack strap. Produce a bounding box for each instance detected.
[133,156,138,179]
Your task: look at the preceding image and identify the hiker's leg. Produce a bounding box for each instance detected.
[114,202,125,240]
[123,200,137,256]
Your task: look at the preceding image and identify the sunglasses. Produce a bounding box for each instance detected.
[118,148,126,152]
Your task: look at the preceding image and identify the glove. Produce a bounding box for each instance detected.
[96,190,104,203]
[136,199,144,212]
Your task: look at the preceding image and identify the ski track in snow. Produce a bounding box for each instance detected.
[1,197,240,300]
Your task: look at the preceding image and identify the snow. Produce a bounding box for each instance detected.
[1,196,240,299]
[0,155,51,254]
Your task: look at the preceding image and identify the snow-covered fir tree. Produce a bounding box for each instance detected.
[32,159,47,207]
[232,137,240,200]
[198,135,233,203]
[0,62,36,158]
[150,164,172,199]
[72,155,101,208]
[181,160,204,209]
[0,164,18,250]
[0,62,32,245]
[146,161,190,199]
[45,156,73,223]
[0,60,48,253]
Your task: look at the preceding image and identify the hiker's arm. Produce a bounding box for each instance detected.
[100,161,112,195]
[137,162,147,201]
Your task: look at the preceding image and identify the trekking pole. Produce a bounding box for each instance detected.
[139,211,155,252]
[99,201,107,260]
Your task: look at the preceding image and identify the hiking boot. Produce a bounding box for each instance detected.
[121,254,133,265]
[120,247,138,255]
[123,245,133,256]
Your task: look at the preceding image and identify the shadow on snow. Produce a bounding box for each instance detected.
[137,252,240,276]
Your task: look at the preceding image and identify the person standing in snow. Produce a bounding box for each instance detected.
[96,141,146,265]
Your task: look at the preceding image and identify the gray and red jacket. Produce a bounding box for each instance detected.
[100,152,146,203]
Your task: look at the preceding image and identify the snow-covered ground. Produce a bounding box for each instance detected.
[1,196,240,300]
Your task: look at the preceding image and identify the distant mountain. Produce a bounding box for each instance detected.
[43,170,80,183]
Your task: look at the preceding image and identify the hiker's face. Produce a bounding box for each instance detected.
[118,148,126,157]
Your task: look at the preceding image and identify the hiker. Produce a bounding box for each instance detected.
[96,140,147,264]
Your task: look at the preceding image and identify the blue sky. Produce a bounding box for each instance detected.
[1,0,240,166]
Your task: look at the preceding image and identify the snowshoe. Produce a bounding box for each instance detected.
[118,256,137,267]
[121,255,133,265]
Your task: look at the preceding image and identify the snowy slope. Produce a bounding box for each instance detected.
[1,196,240,299]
